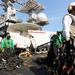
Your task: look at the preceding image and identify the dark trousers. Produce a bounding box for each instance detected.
[65,41,71,58]
[47,43,59,67]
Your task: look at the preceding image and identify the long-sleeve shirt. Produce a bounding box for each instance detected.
[63,14,72,41]
[1,38,14,50]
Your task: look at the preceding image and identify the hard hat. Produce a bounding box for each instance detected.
[68,2,75,13]
[69,2,75,6]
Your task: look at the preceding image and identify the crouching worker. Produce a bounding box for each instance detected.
[1,33,14,52]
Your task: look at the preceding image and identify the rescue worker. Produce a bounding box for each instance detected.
[62,2,75,74]
[1,33,14,51]
[47,34,61,67]
[52,34,61,56]
[0,34,23,69]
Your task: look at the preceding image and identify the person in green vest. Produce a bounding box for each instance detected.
[51,34,61,56]
[1,33,14,52]
[47,34,62,68]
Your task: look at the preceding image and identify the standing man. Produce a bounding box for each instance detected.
[63,2,75,56]
[62,2,75,74]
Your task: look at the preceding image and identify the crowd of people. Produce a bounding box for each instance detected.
[0,1,75,74]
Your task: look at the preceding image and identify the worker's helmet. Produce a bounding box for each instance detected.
[68,2,75,13]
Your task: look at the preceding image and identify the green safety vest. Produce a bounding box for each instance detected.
[52,37,61,48]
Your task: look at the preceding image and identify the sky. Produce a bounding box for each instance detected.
[0,0,74,32]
